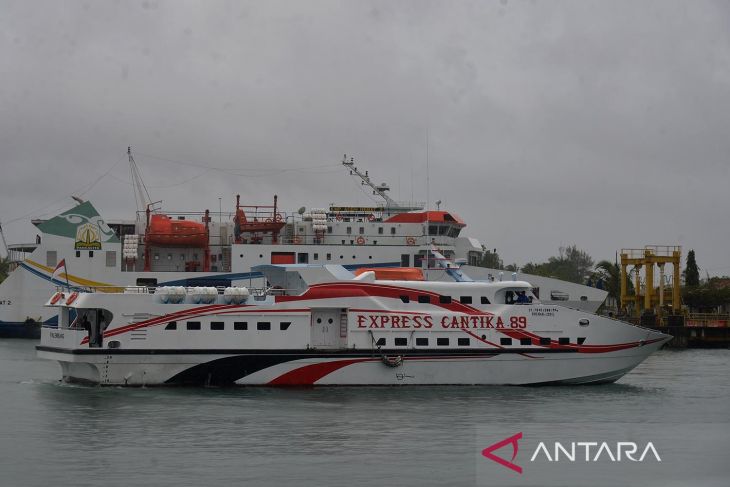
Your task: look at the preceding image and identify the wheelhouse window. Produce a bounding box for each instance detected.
[481,296,490,304]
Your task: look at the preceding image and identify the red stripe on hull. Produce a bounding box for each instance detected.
[267,359,371,385]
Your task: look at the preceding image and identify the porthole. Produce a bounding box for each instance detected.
[579,319,590,326]
[317,318,322,324]
[107,340,121,349]
[327,318,333,324]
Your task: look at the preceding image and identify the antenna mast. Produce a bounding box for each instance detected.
[128,147,152,214]
[342,155,423,212]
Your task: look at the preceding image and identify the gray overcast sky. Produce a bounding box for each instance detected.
[1,0,729,276]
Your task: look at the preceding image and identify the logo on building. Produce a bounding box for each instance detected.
[75,223,102,250]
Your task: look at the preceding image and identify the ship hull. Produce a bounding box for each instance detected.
[36,341,666,386]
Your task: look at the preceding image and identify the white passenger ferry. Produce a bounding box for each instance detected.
[0,155,608,337]
[36,264,669,386]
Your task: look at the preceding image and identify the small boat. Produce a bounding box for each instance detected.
[36,264,670,386]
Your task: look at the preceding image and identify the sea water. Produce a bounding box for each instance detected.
[0,340,727,486]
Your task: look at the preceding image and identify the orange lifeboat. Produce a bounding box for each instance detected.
[353,267,425,281]
[146,214,207,247]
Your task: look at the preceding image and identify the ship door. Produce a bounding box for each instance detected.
[311,309,342,349]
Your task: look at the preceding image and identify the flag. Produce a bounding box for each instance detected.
[52,259,67,281]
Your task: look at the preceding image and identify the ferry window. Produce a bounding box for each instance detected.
[500,337,512,346]
[180,254,185,261]
[437,337,449,346]
[428,225,438,235]
[165,321,177,330]
[558,337,570,345]
[520,338,532,346]
[359,227,364,234]
[439,295,452,304]
[439,226,448,235]
[481,297,490,304]
[346,227,352,235]
[580,295,588,301]
[400,295,410,303]
[257,322,271,331]
[75,250,81,258]
[166,253,172,260]
[327,226,332,234]
[532,288,540,299]
[106,251,116,267]
[280,322,292,330]
[577,337,586,345]
[390,227,396,235]
[539,337,551,345]
[234,322,247,330]
[187,321,201,330]
[89,251,94,258]
[378,227,383,234]
[394,338,407,346]
[418,295,431,304]
[376,338,386,347]
[460,296,472,304]
[46,251,57,267]
[326,253,331,261]
[458,338,470,346]
[401,254,410,267]
[211,321,224,331]
[416,337,428,346]
[297,253,309,264]
[313,253,319,261]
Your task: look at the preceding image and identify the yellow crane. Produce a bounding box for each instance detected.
[620,246,682,318]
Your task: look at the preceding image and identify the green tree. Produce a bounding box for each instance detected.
[518,245,594,284]
[594,260,621,302]
[683,249,700,287]
[478,246,502,269]
[0,256,9,284]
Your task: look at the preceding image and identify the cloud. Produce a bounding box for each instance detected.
[1,0,728,275]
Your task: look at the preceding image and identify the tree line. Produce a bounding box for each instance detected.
[477,245,726,311]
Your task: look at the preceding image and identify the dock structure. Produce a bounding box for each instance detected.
[617,246,730,348]
[620,246,682,318]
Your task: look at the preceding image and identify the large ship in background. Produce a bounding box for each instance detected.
[0,153,607,337]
